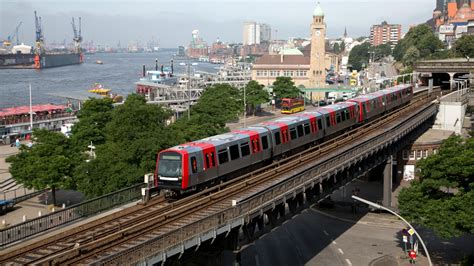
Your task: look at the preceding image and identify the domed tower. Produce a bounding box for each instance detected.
[309,2,326,88]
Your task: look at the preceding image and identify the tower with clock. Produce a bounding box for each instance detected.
[310,2,326,88]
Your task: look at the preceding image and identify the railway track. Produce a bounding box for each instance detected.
[0,88,440,265]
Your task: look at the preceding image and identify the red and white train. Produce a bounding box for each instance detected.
[155,85,413,193]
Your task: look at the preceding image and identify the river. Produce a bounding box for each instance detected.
[0,50,219,108]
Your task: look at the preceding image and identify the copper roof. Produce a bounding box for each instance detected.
[254,54,310,65]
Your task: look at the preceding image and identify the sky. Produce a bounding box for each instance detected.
[1,0,435,48]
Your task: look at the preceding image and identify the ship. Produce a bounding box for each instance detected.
[0,11,83,69]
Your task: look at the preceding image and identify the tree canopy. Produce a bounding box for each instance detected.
[272,77,302,99]
[172,83,243,142]
[70,97,114,151]
[7,129,79,205]
[371,43,392,61]
[393,24,444,66]
[452,35,474,58]
[348,42,370,71]
[244,80,270,115]
[398,135,474,238]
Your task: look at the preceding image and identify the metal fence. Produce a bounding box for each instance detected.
[0,183,145,248]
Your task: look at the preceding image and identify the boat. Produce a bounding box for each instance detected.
[88,83,123,103]
[95,60,103,64]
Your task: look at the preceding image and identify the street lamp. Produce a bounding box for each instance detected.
[351,195,433,266]
[179,62,198,119]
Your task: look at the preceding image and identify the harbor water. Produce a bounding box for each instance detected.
[0,50,218,108]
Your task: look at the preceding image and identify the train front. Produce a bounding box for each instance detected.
[155,149,188,191]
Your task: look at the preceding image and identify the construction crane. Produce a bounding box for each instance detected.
[4,21,22,46]
[71,17,82,54]
[34,11,45,55]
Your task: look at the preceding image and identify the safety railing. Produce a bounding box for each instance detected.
[0,183,145,248]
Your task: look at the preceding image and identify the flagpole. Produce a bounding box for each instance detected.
[29,83,33,130]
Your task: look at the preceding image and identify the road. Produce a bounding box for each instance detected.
[238,206,414,266]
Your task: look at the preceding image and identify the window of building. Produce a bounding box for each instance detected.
[283,70,294,77]
[218,149,229,164]
[402,150,409,160]
[409,150,415,160]
[423,150,428,158]
[229,144,240,161]
[240,143,250,157]
[416,150,422,159]
[270,70,279,77]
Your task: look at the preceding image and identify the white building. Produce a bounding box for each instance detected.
[243,21,261,45]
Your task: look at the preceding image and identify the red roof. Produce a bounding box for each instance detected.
[0,104,66,117]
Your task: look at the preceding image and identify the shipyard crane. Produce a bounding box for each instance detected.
[4,21,23,46]
[71,17,82,54]
[34,11,45,55]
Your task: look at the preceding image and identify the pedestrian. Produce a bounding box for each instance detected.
[15,137,20,148]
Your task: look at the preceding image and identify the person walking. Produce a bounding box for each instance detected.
[15,137,20,148]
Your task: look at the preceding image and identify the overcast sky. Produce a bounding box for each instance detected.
[1,0,435,48]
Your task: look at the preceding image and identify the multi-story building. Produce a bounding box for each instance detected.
[243,21,261,45]
[251,3,340,99]
[260,23,272,42]
[187,30,209,58]
[370,21,402,48]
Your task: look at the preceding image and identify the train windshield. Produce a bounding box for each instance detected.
[158,152,182,178]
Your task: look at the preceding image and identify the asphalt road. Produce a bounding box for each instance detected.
[239,207,410,266]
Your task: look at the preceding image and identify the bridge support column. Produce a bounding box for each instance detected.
[383,156,393,208]
[449,72,455,91]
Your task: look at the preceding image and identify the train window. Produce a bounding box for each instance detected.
[336,113,342,124]
[317,119,323,130]
[210,152,216,167]
[205,154,210,169]
[326,116,331,127]
[303,123,311,135]
[218,149,229,164]
[290,128,297,140]
[297,125,304,137]
[274,132,281,145]
[229,144,240,161]
[262,136,269,150]
[191,156,198,174]
[240,143,250,156]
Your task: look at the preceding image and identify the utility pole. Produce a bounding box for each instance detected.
[187,64,191,119]
[29,83,33,130]
[243,83,246,127]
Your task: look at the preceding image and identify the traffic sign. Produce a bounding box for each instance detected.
[409,250,417,259]
[403,235,408,243]
[408,228,415,236]
[401,228,408,236]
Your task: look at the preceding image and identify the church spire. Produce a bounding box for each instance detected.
[344,27,347,38]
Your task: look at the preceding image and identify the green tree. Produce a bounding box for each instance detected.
[398,136,474,238]
[74,94,176,197]
[333,42,341,54]
[272,77,301,99]
[172,84,243,142]
[453,35,474,58]
[340,40,346,53]
[348,42,370,71]
[70,98,114,151]
[393,24,443,63]
[7,129,79,205]
[371,43,392,61]
[402,46,421,67]
[244,81,270,115]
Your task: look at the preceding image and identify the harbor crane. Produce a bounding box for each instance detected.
[4,21,23,46]
[34,11,45,55]
[71,17,82,54]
